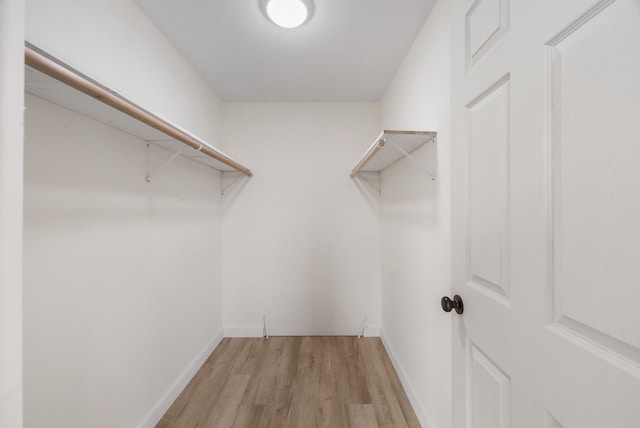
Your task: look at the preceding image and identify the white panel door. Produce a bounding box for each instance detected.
[450,0,640,427]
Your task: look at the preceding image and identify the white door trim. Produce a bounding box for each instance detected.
[0,0,25,426]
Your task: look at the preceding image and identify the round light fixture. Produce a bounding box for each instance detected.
[260,0,314,29]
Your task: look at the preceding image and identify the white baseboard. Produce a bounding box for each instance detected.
[363,326,381,337]
[137,330,224,428]
[380,333,434,428]
[223,326,264,337]
[224,325,381,337]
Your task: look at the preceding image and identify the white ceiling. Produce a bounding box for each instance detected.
[134,0,437,102]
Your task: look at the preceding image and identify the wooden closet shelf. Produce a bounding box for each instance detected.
[350,130,437,178]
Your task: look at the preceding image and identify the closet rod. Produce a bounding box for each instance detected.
[25,44,252,177]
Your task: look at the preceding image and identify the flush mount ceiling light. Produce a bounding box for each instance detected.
[260,0,314,29]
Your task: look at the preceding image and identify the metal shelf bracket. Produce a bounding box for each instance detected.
[263,315,269,339]
[145,142,189,182]
[386,135,437,180]
[221,170,247,196]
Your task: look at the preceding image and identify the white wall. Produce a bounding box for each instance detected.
[23,94,223,428]
[0,0,25,426]
[380,0,452,427]
[222,103,381,336]
[25,0,223,148]
[23,1,229,426]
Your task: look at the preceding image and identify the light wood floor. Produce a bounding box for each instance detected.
[157,336,421,428]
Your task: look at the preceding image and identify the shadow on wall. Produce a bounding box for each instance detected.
[221,172,252,209]
[351,172,382,214]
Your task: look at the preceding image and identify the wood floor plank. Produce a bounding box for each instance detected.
[321,337,351,426]
[156,337,421,428]
[203,374,251,427]
[376,339,422,428]
[156,340,229,426]
[282,336,326,428]
[231,404,265,428]
[156,339,249,428]
[241,337,300,405]
[348,404,380,428]
[357,338,415,428]
[242,337,301,428]
[227,338,266,376]
[337,336,372,404]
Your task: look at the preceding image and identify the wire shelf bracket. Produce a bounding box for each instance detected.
[146,142,188,182]
[386,135,437,180]
[221,171,247,196]
[350,131,437,183]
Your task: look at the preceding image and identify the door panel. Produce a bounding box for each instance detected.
[466,0,509,69]
[452,0,640,427]
[467,340,511,428]
[541,3,640,425]
[467,76,511,302]
[548,0,640,360]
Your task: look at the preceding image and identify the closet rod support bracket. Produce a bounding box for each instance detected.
[145,142,187,183]
[221,171,246,196]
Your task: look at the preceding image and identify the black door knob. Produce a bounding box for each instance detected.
[441,295,464,314]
